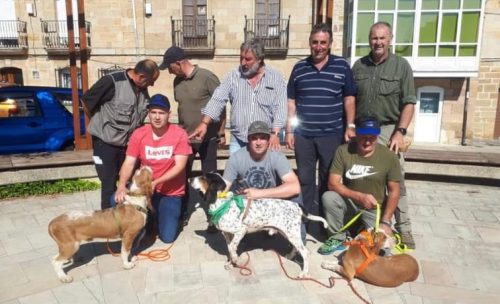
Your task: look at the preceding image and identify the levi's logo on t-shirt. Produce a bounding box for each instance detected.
[145,146,173,160]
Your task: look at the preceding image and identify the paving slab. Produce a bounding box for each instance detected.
[0,179,499,303]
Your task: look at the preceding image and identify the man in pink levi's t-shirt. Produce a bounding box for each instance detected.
[115,94,192,243]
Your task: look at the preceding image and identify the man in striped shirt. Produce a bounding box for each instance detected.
[189,38,287,154]
[286,23,357,226]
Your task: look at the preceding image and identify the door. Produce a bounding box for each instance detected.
[0,0,17,47]
[414,86,444,143]
[182,0,207,48]
[255,0,280,47]
[56,0,79,46]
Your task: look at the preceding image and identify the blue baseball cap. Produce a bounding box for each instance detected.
[147,94,170,111]
[356,116,381,136]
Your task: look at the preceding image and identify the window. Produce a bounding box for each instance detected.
[347,0,484,76]
[0,67,23,86]
[0,93,40,118]
[56,67,81,89]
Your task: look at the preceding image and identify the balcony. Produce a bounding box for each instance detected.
[244,15,290,56]
[0,20,28,56]
[41,20,91,56]
[171,17,215,55]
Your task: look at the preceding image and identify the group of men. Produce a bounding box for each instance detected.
[82,20,416,251]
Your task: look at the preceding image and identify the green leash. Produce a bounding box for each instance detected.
[331,203,381,235]
[208,195,245,225]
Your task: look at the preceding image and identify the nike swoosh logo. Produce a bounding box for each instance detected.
[345,171,377,180]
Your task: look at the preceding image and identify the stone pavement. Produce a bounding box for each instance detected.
[1,180,500,304]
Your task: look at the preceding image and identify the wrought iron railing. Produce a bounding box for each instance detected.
[0,20,28,49]
[98,65,124,78]
[244,16,290,52]
[171,17,215,51]
[41,20,91,49]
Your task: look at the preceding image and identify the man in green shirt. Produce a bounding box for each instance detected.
[159,46,226,229]
[318,117,401,255]
[352,21,416,249]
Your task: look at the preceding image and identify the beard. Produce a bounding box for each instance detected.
[240,61,261,78]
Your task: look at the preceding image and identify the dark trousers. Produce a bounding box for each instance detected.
[92,136,126,210]
[294,133,343,217]
[182,138,218,219]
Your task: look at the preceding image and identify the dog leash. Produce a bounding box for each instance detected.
[106,237,175,262]
[272,250,372,304]
[329,203,381,236]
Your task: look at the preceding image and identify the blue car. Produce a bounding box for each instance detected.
[0,86,86,155]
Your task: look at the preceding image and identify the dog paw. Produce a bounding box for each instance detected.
[224,261,233,270]
[297,271,308,278]
[59,275,73,283]
[123,262,136,270]
[321,260,339,271]
[131,256,138,263]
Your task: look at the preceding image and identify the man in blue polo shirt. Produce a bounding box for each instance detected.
[286,23,357,229]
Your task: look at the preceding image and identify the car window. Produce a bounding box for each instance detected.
[0,93,41,118]
[52,92,82,114]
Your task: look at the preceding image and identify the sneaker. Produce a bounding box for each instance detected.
[317,236,346,255]
[400,231,416,249]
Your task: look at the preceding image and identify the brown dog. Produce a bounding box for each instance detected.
[48,166,153,283]
[322,229,419,287]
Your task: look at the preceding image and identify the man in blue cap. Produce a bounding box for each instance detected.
[115,94,192,244]
[318,116,402,255]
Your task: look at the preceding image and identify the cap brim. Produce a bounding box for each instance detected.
[356,127,381,136]
[247,131,271,136]
[158,61,169,70]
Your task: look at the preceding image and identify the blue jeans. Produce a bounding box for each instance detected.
[152,193,182,243]
[229,135,247,154]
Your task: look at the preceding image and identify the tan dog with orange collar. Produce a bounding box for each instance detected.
[48,166,153,283]
[322,229,419,287]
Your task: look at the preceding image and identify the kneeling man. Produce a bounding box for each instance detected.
[318,116,401,255]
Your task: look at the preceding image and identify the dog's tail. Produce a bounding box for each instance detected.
[302,214,329,229]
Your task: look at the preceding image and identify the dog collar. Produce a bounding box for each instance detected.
[208,195,245,225]
[132,204,148,215]
[217,191,229,199]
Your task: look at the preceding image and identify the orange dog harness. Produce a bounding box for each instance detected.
[346,230,378,275]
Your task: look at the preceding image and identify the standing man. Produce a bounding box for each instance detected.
[158,46,226,227]
[286,23,356,223]
[115,94,192,243]
[83,59,160,210]
[352,21,416,248]
[318,117,400,255]
[190,38,287,154]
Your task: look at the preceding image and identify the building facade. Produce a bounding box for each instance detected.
[0,0,498,143]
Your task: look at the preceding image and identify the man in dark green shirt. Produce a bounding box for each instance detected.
[318,116,401,255]
[352,21,416,249]
[159,46,226,229]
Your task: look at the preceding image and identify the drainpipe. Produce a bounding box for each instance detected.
[461,77,470,146]
[131,0,139,58]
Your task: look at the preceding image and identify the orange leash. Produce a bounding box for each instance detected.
[106,237,174,262]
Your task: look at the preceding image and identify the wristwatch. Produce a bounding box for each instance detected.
[271,131,280,136]
[396,127,407,135]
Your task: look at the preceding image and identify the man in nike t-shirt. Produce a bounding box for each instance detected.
[317,116,401,255]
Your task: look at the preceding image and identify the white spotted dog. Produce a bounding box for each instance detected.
[48,166,153,283]
[190,172,328,278]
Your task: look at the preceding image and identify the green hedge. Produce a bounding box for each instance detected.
[0,179,100,200]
